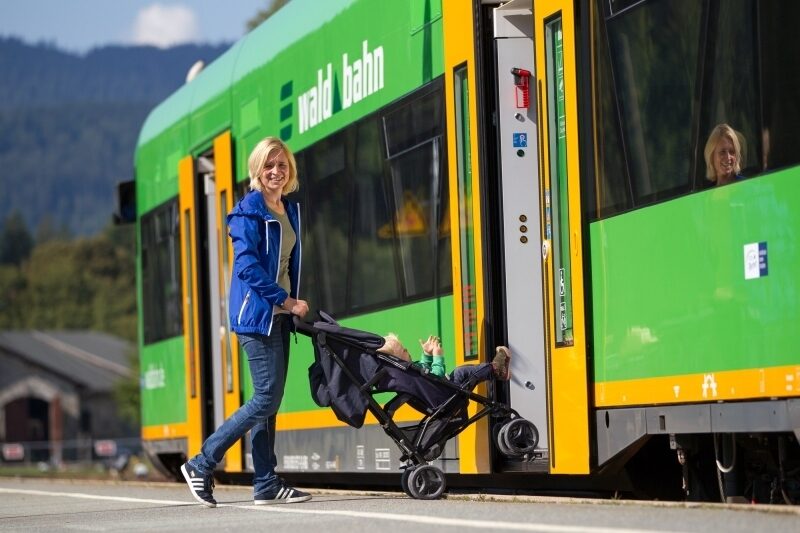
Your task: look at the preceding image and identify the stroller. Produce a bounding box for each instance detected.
[294,311,539,499]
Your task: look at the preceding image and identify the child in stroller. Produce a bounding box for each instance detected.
[296,311,539,500]
[380,333,512,386]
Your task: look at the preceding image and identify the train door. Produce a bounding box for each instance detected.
[493,0,551,469]
[178,156,205,457]
[178,132,244,470]
[210,132,243,472]
[532,0,590,474]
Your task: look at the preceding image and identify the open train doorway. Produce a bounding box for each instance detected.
[492,0,550,471]
[197,133,244,472]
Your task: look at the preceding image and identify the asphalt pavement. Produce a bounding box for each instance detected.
[0,477,798,532]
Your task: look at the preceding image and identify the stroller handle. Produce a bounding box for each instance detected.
[293,315,315,336]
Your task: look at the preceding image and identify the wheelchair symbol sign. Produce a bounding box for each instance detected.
[513,133,528,148]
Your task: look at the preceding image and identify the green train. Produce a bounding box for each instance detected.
[127,0,800,503]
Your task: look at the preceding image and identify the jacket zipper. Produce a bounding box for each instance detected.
[237,290,251,325]
[295,203,302,298]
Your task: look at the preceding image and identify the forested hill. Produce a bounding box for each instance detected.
[0,37,229,236]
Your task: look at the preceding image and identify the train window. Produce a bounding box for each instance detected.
[383,85,447,301]
[586,4,631,221]
[590,0,800,215]
[299,133,349,316]
[544,16,574,345]
[452,66,478,359]
[383,87,443,158]
[437,173,452,295]
[298,80,449,319]
[349,119,401,311]
[290,154,323,319]
[697,0,759,184]
[604,0,702,204]
[386,140,440,299]
[759,1,800,172]
[140,199,183,344]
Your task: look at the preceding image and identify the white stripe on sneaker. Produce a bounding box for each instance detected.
[253,486,311,505]
[181,463,216,508]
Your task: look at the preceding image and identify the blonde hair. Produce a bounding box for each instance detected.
[248,136,299,194]
[704,124,743,181]
[381,333,410,361]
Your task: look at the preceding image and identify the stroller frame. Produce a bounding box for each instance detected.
[295,313,537,499]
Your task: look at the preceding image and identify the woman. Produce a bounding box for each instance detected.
[704,123,745,186]
[181,137,311,507]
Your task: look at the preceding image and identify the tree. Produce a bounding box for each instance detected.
[20,228,136,340]
[34,215,72,244]
[246,0,291,32]
[113,349,141,426]
[0,211,33,266]
[24,239,95,329]
[0,265,26,327]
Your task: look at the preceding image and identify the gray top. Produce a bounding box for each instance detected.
[268,206,296,313]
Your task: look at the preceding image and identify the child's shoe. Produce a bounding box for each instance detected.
[492,346,511,381]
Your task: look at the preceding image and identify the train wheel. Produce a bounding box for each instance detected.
[407,465,446,500]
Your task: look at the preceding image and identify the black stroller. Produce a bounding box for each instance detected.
[294,311,539,499]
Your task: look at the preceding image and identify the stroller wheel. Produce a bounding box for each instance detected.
[407,464,446,500]
[494,422,516,457]
[400,467,415,497]
[500,418,539,455]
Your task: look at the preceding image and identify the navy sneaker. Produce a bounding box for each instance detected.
[181,462,217,507]
[254,485,312,505]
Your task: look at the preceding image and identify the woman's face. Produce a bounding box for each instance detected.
[713,136,737,183]
[260,149,289,195]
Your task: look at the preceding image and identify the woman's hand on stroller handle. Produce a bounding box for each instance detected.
[282,297,309,318]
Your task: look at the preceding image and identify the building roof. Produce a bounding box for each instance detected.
[0,330,133,393]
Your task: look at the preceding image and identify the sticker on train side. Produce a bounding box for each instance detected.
[743,241,768,280]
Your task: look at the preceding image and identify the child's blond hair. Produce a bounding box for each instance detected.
[381,333,410,361]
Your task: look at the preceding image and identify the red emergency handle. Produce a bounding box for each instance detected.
[511,67,531,109]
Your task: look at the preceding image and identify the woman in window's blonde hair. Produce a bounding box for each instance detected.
[704,124,745,186]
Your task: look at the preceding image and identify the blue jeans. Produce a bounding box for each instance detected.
[189,314,291,496]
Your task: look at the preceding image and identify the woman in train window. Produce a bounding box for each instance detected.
[704,123,746,187]
[181,136,312,507]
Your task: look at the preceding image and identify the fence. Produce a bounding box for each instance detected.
[1,437,142,469]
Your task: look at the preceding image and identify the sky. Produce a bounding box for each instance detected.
[0,0,273,53]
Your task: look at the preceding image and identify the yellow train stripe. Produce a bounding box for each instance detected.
[595,364,800,407]
[143,405,423,451]
[142,422,189,440]
[276,404,424,431]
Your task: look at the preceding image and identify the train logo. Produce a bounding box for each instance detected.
[298,40,385,134]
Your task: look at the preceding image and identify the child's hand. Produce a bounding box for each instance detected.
[420,335,443,356]
[420,335,436,354]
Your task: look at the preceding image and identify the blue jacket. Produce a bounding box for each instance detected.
[227,190,302,336]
